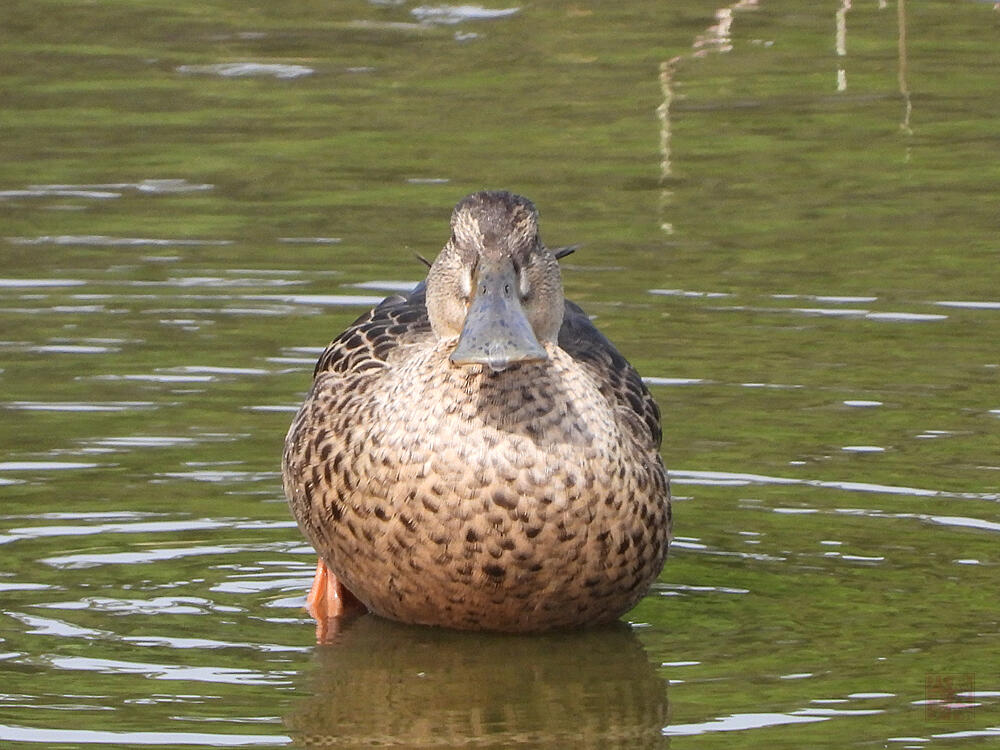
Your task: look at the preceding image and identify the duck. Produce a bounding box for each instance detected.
[282,190,671,633]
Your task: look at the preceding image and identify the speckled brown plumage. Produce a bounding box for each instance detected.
[282,191,671,632]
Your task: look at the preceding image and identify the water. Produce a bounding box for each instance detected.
[1,0,998,746]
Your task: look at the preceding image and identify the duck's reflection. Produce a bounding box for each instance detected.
[286,616,670,748]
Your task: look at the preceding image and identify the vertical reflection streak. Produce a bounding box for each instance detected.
[898,0,913,136]
[836,0,852,91]
[657,1,760,236]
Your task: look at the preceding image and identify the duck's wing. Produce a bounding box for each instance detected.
[313,282,433,378]
[558,299,663,450]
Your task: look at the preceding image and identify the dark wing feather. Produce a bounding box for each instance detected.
[558,300,663,450]
[313,282,432,378]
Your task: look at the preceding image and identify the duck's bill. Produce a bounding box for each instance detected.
[450,261,548,372]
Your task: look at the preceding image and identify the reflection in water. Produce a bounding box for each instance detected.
[837,0,913,135]
[657,0,759,233]
[692,0,759,56]
[897,0,912,134]
[286,617,669,748]
[835,0,851,91]
[656,57,676,234]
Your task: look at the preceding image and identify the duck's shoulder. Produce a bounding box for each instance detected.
[558,299,662,450]
[313,282,433,378]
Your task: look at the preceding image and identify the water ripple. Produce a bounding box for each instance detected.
[1,179,212,200]
[0,461,101,471]
[277,237,342,245]
[0,278,86,288]
[177,63,314,79]
[411,5,521,24]
[7,235,231,247]
[3,401,158,412]
[650,287,731,298]
[0,725,290,746]
[127,276,306,288]
[0,582,51,592]
[0,189,120,200]
[7,612,309,653]
[37,595,243,615]
[935,300,1000,310]
[40,542,296,569]
[345,280,420,292]
[4,518,230,541]
[155,470,279,483]
[663,711,829,736]
[672,469,999,501]
[34,654,294,685]
[27,344,119,354]
[243,293,386,307]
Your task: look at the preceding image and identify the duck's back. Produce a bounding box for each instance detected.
[283,285,671,631]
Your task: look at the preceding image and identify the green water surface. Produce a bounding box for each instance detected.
[1,0,998,747]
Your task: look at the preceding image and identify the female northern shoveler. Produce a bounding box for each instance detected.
[282,190,671,633]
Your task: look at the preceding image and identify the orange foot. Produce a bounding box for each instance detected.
[306,557,365,642]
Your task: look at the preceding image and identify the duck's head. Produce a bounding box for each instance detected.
[426,191,564,373]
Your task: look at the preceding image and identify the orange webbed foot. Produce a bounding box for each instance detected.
[306,557,365,642]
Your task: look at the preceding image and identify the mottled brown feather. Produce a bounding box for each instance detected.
[283,192,671,632]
